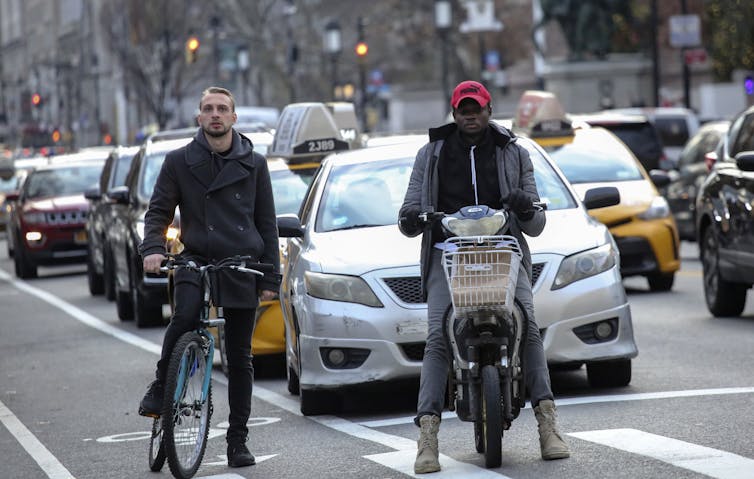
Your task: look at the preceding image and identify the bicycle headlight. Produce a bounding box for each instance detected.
[441,213,506,237]
[552,241,617,290]
[304,271,383,307]
[637,196,670,220]
[136,219,145,241]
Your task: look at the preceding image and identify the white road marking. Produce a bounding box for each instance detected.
[569,428,754,479]
[0,398,76,479]
[201,453,277,467]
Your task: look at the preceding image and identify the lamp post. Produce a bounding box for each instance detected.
[324,20,342,101]
[237,47,249,105]
[435,0,452,108]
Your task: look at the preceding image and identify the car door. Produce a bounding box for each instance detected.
[726,111,754,280]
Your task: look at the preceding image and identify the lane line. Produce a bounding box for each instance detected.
[0,399,76,479]
[569,428,754,479]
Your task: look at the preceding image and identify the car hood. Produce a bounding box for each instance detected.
[311,225,421,275]
[527,207,609,256]
[570,180,655,224]
[24,194,88,211]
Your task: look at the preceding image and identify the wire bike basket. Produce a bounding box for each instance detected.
[442,235,522,318]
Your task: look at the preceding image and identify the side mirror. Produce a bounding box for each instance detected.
[583,186,620,210]
[648,169,671,188]
[84,186,102,201]
[107,185,130,204]
[277,214,304,238]
[735,151,754,172]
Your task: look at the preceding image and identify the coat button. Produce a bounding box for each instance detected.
[206,194,211,199]
[237,225,244,231]
[235,193,241,199]
[208,225,214,231]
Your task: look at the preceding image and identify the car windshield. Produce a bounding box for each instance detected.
[24,164,102,199]
[0,174,18,193]
[270,165,318,216]
[112,153,136,187]
[316,146,576,233]
[546,133,644,183]
[140,153,168,201]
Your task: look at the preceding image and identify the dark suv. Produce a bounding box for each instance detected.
[696,105,754,317]
[6,160,104,278]
[108,137,190,327]
[84,146,140,298]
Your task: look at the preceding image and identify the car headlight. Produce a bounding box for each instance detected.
[166,226,179,241]
[637,196,670,220]
[136,219,145,241]
[304,271,384,307]
[22,211,47,224]
[552,242,617,290]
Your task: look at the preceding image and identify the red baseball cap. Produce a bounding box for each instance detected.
[451,80,491,108]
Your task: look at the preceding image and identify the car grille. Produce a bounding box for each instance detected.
[399,342,425,361]
[45,210,87,225]
[384,262,546,304]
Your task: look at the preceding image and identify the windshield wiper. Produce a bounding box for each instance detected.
[328,223,386,231]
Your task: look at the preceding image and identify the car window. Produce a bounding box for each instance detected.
[598,123,663,168]
[730,113,754,157]
[140,153,168,201]
[24,164,103,199]
[316,157,413,232]
[517,141,578,210]
[0,174,18,193]
[270,166,317,216]
[112,153,136,187]
[653,117,689,147]
[546,134,644,183]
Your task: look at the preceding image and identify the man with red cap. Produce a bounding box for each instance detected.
[399,80,570,473]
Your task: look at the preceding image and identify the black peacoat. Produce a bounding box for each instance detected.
[139,128,280,308]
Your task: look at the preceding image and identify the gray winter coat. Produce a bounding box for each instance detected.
[398,122,545,300]
[139,128,280,307]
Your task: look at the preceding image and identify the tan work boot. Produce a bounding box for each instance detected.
[534,400,571,460]
[414,414,441,474]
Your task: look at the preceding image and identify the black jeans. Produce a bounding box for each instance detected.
[155,271,256,446]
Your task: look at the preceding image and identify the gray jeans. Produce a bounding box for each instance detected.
[416,248,553,423]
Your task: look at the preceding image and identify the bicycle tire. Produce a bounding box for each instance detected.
[148,417,166,471]
[162,332,213,479]
[481,365,502,468]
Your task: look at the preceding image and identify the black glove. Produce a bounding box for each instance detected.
[399,207,421,231]
[507,189,535,221]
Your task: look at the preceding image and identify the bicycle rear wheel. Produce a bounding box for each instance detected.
[148,417,166,471]
[162,332,213,479]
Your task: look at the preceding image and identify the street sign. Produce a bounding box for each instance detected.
[669,14,701,48]
[459,0,503,33]
[683,48,707,65]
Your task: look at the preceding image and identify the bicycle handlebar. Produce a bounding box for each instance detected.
[159,254,276,277]
[405,202,548,227]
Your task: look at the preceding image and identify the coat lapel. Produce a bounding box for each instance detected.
[207,159,252,192]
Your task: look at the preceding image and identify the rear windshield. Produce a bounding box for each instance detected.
[653,117,689,147]
[546,133,644,183]
[597,123,663,169]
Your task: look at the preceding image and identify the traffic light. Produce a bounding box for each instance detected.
[51,129,61,143]
[355,41,368,58]
[31,93,42,107]
[745,75,754,96]
[185,36,200,64]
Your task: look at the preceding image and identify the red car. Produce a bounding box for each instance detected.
[6,159,104,278]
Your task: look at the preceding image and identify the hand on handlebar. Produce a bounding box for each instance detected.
[398,206,422,231]
[143,253,167,274]
[507,189,535,220]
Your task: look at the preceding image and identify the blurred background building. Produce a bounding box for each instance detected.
[0,0,751,150]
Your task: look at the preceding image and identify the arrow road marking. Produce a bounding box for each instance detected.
[569,428,754,479]
[201,453,278,467]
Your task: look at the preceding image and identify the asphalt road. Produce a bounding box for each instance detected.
[2,239,754,479]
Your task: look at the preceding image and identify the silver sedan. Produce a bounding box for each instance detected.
[278,137,637,415]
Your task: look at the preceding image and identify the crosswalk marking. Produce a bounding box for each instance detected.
[569,428,754,479]
[365,450,513,478]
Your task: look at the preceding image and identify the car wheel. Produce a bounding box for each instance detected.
[13,239,37,279]
[131,261,164,328]
[701,227,747,317]
[115,254,134,321]
[587,359,631,388]
[6,229,14,258]
[103,246,116,301]
[300,388,339,416]
[647,272,674,291]
[87,245,104,295]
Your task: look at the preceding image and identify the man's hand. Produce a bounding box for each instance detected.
[259,289,277,302]
[399,206,421,231]
[507,189,535,220]
[143,253,166,274]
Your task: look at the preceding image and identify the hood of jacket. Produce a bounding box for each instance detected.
[428,121,515,149]
[190,127,256,165]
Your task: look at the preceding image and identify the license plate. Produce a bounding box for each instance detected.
[74,230,87,244]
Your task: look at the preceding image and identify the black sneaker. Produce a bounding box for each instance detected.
[138,380,164,417]
[227,443,256,468]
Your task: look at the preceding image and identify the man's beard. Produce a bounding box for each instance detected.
[203,124,231,138]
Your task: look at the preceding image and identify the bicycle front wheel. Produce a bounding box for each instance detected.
[162,332,213,479]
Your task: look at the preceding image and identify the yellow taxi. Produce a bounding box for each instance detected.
[511,91,680,291]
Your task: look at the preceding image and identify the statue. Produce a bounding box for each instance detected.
[533,0,632,61]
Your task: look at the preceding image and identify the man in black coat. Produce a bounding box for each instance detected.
[138,86,279,468]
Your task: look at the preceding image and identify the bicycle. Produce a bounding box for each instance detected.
[146,254,277,479]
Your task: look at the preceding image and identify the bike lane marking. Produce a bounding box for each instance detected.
[568,428,754,479]
[0,398,76,479]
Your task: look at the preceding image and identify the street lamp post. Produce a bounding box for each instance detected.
[237,48,249,105]
[323,20,342,101]
[435,0,452,108]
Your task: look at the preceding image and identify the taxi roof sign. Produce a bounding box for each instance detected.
[513,90,574,143]
[269,102,350,160]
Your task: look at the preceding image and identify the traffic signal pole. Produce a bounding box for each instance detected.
[356,17,368,132]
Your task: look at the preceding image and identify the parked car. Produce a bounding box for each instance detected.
[696,105,754,317]
[278,135,636,415]
[84,145,141,298]
[541,126,680,291]
[602,107,700,168]
[0,169,25,231]
[6,160,104,278]
[570,111,667,172]
[665,121,730,241]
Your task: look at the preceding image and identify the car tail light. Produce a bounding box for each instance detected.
[704,151,718,172]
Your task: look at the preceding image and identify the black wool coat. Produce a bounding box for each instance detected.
[139,128,280,308]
